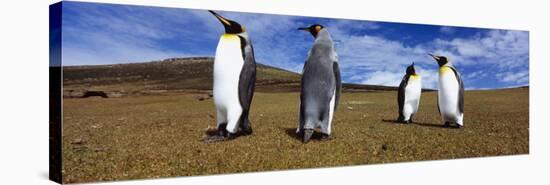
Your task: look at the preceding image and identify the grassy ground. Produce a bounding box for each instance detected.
[62,88,528,183]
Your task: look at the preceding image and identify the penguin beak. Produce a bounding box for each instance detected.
[209,10,232,27]
[428,53,439,61]
[298,27,310,31]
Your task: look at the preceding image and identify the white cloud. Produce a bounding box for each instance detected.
[330,26,528,89]
[354,65,439,90]
[329,25,439,89]
[497,70,529,84]
[416,66,439,89]
[62,5,215,65]
[430,30,529,68]
[464,70,487,79]
[360,71,404,87]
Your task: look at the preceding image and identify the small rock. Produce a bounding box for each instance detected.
[346,106,353,110]
[195,95,209,101]
[382,144,388,151]
[71,138,84,145]
[94,147,107,152]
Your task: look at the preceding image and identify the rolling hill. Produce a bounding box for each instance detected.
[62,57,401,97]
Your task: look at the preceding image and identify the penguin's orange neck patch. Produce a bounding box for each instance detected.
[221,34,239,41]
[315,25,321,32]
[410,74,420,79]
[439,66,452,74]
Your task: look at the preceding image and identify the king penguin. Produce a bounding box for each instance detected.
[209,10,256,141]
[429,54,464,128]
[297,24,341,143]
[397,63,422,124]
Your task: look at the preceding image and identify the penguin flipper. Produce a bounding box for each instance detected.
[449,66,464,114]
[237,36,256,127]
[397,75,409,120]
[333,62,341,111]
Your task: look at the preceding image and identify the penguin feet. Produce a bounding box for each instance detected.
[396,116,412,124]
[396,116,405,123]
[241,126,253,136]
[443,122,463,129]
[227,132,237,140]
[320,133,332,141]
[203,132,237,143]
[240,122,253,136]
[203,123,235,143]
[450,124,463,129]
[302,129,314,143]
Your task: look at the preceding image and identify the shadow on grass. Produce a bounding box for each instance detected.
[282,127,326,142]
[413,122,449,128]
[204,128,251,137]
[382,119,402,124]
[204,128,218,136]
[382,119,451,129]
[202,128,253,143]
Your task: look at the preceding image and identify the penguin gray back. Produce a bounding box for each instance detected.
[300,29,339,128]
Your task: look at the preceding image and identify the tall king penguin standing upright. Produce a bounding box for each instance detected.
[397,63,422,124]
[429,54,464,128]
[209,10,256,141]
[297,24,341,143]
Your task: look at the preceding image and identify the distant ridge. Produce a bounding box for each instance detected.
[63,57,406,96]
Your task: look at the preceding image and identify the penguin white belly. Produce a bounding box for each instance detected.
[213,34,244,133]
[403,76,421,120]
[324,89,336,135]
[438,67,460,122]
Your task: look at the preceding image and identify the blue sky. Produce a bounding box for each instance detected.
[61,2,529,90]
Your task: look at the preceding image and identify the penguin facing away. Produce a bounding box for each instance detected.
[429,54,464,128]
[297,24,342,143]
[208,10,256,141]
[397,63,422,124]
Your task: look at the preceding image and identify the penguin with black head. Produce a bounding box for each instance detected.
[397,63,422,124]
[297,24,341,143]
[207,10,256,141]
[429,54,464,128]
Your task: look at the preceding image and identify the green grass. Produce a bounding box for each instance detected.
[62,88,529,183]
